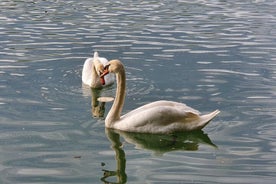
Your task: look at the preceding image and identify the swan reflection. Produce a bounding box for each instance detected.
[82,84,106,118]
[91,88,106,118]
[101,128,217,183]
[102,128,127,184]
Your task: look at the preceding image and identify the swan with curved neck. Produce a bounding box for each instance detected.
[100,60,220,134]
[82,52,114,88]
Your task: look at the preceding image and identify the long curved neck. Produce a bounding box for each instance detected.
[105,66,126,127]
[91,60,101,88]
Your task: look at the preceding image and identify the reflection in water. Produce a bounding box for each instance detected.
[82,85,109,118]
[1,0,276,183]
[102,128,217,183]
[102,129,127,184]
[112,129,217,155]
[91,88,106,118]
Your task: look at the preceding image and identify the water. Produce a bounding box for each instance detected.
[1,0,276,183]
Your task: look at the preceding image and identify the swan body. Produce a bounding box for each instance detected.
[82,52,114,88]
[100,60,220,134]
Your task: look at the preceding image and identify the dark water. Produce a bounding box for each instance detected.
[1,0,276,183]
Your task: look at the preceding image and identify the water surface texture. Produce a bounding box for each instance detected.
[1,0,276,183]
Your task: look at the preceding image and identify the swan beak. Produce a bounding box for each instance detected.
[100,65,110,78]
[100,66,109,85]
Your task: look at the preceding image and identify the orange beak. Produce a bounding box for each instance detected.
[100,67,109,85]
[100,68,109,78]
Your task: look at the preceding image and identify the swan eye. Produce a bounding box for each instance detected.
[104,64,110,70]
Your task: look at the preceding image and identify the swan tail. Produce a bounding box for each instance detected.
[93,51,99,58]
[198,110,220,129]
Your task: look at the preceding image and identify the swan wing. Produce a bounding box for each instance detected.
[98,57,109,65]
[122,100,200,118]
[116,101,210,133]
[82,58,93,86]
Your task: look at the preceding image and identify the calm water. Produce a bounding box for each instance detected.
[1,0,276,183]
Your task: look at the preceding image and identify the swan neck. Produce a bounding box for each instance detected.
[91,60,101,88]
[91,61,100,88]
[106,66,126,127]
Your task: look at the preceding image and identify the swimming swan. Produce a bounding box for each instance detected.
[100,59,220,134]
[82,52,114,88]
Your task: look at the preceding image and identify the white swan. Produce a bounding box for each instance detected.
[100,59,220,134]
[82,52,114,88]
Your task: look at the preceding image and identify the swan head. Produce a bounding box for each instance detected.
[101,60,123,76]
[100,60,124,85]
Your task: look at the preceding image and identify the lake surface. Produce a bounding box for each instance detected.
[1,0,276,183]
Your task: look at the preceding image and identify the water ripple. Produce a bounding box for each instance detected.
[1,0,276,183]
